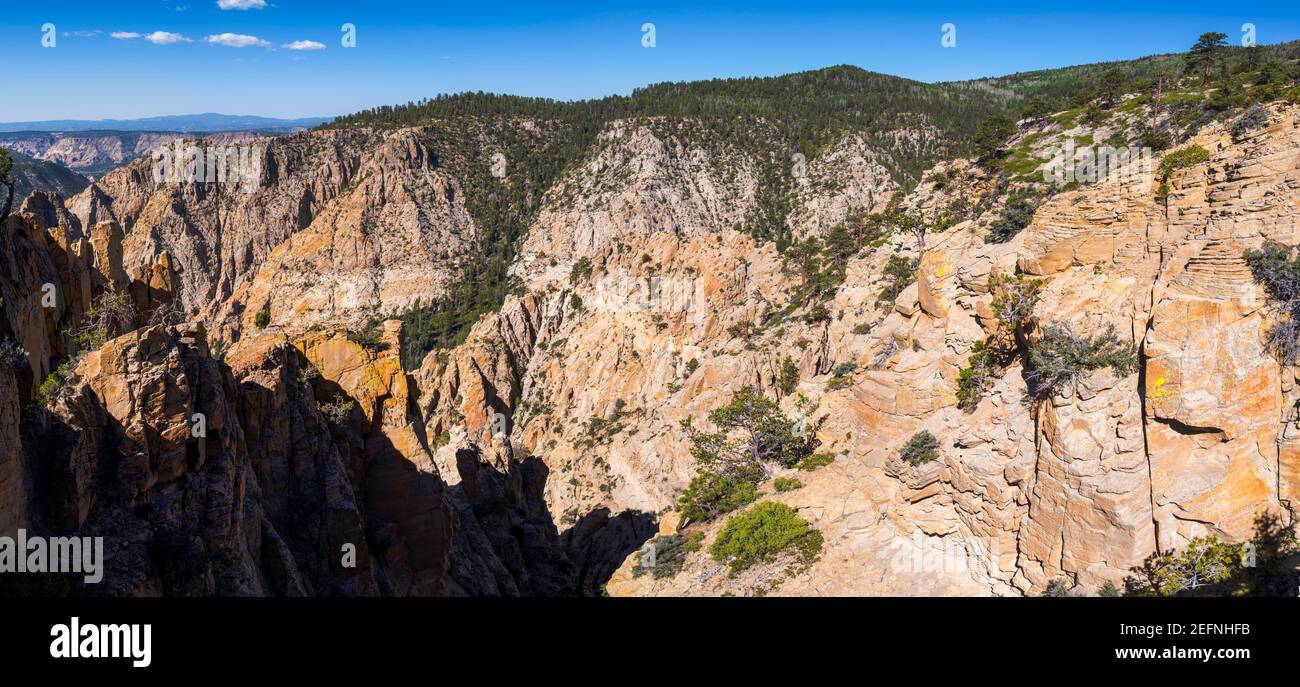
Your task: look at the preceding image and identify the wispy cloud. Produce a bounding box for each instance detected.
[111,30,193,44]
[62,30,103,38]
[216,0,266,9]
[283,40,326,51]
[205,33,272,48]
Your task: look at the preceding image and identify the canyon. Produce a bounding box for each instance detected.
[1,130,270,177]
[2,66,1298,597]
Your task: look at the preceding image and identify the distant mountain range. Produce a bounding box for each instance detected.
[6,150,90,201]
[0,113,333,133]
[0,130,270,177]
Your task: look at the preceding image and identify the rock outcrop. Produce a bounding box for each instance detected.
[603,102,1300,596]
[6,97,1300,597]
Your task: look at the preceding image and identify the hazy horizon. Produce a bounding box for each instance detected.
[4,39,1300,127]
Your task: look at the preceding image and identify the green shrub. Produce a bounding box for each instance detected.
[900,431,939,466]
[254,310,271,329]
[1158,145,1210,178]
[1155,179,1170,204]
[1025,324,1139,398]
[876,254,917,305]
[208,338,229,363]
[1082,103,1108,127]
[31,359,75,411]
[569,256,593,284]
[1126,536,1243,597]
[317,398,355,425]
[825,361,856,391]
[677,467,761,523]
[782,236,847,305]
[973,114,1016,160]
[710,502,823,573]
[347,319,390,352]
[727,321,753,338]
[685,358,700,375]
[568,293,583,311]
[1020,96,1054,121]
[989,274,1043,334]
[825,375,853,391]
[579,410,627,448]
[803,304,831,323]
[1042,579,1075,597]
[632,534,688,579]
[956,340,1000,411]
[796,453,835,471]
[0,339,28,368]
[1244,241,1300,363]
[71,291,134,351]
[1138,128,1172,152]
[985,194,1040,244]
[773,477,803,492]
[1232,103,1270,138]
[956,275,1039,409]
[778,356,799,395]
[686,387,811,474]
[1125,512,1298,597]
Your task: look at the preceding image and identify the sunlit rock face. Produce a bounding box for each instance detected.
[5,100,1300,597]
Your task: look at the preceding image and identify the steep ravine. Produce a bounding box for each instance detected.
[4,101,1298,596]
[0,209,653,596]
[601,102,1300,596]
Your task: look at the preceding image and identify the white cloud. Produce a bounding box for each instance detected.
[145,31,192,44]
[283,40,325,51]
[205,33,272,48]
[217,0,266,9]
[110,30,192,44]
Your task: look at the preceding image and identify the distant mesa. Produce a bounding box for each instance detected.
[0,112,333,133]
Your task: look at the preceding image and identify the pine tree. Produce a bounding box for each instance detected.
[1186,32,1228,85]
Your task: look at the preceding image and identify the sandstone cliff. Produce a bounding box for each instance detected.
[5,93,1299,597]
[0,210,642,596]
[601,102,1300,596]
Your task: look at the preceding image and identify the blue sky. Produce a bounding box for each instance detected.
[2,0,1298,121]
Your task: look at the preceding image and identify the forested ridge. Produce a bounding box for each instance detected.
[323,41,1300,369]
[329,66,1016,366]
